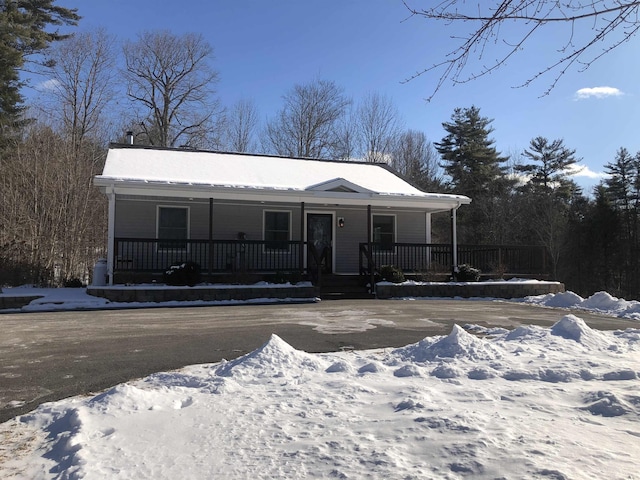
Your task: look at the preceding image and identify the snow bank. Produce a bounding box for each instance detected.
[517,290,640,320]
[3,319,640,479]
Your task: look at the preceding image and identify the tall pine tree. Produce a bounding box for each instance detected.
[603,147,640,297]
[0,0,79,132]
[435,106,513,244]
[517,137,580,198]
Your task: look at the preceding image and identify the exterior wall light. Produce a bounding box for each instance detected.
[338,217,345,228]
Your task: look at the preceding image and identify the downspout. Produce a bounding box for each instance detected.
[451,204,460,281]
[107,186,116,286]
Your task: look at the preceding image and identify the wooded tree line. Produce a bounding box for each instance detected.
[1,3,639,300]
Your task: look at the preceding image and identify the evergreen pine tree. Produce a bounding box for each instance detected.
[435,106,514,244]
[603,147,640,297]
[0,1,79,132]
[436,106,512,198]
[517,137,580,199]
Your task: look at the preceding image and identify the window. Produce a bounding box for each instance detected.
[373,215,395,251]
[264,211,290,251]
[158,206,189,249]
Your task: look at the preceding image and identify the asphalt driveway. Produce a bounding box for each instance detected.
[1,299,637,423]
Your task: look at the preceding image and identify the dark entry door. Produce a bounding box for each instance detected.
[307,214,332,274]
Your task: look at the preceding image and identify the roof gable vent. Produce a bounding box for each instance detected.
[306,177,373,194]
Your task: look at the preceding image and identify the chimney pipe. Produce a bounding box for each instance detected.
[126,131,134,145]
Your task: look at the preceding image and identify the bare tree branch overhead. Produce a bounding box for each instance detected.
[403,1,640,99]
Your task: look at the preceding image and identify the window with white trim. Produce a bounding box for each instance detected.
[157,206,189,249]
[373,215,395,251]
[264,210,290,252]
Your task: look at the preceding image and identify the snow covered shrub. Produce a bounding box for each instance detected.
[456,264,481,282]
[164,261,201,286]
[379,265,405,283]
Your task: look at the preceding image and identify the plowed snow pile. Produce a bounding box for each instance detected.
[1,315,639,479]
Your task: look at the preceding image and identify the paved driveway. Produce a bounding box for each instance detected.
[1,299,636,423]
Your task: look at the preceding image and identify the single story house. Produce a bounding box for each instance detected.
[93,144,471,285]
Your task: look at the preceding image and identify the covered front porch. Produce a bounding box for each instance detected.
[109,236,550,285]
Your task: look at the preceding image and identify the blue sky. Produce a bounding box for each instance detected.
[33,0,640,193]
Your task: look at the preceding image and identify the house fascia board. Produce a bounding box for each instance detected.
[94,177,471,211]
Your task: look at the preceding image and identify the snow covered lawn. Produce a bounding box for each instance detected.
[1,313,639,479]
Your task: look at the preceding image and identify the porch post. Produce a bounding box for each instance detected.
[368,204,375,295]
[208,198,213,280]
[451,206,459,281]
[106,187,115,286]
[299,202,305,275]
[426,211,432,270]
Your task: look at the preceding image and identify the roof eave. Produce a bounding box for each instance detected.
[94,177,471,210]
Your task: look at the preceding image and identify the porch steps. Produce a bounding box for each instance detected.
[319,275,374,300]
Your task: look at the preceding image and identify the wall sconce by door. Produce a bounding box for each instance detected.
[338,217,345,228]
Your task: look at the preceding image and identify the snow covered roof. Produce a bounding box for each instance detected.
[95,145,470,210]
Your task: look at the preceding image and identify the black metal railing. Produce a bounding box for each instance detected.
[359,243,549,276]
[114,238,304,274]
[113,238,549,278]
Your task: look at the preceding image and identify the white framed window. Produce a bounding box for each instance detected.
[157,206,189,250]
[372,214,395,251]
[263,210,291,252]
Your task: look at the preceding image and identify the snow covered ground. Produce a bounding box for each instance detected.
[1,290,639,478]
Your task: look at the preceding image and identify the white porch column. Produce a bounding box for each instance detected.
[451,206,459,279]
[107,186,116,286]
[425,211,432,269]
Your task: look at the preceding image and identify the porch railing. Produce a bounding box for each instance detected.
[359,243,549,276]
[113,238,550,278]
[114,238,305,274]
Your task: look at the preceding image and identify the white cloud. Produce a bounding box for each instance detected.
[574,86,623,100]
[35,78,60,92]
[564,163,607,179]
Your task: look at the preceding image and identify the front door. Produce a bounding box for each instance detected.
[307,214,332,274]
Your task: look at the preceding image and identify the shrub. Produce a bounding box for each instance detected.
[379,265,405,283]
[64,278,83,288]
[164,261,201,286]
[272,271,302,284]
[456,264,481,282]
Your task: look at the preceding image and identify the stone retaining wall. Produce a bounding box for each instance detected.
[87,285,320,303]
[376,282,565,299]
[0,296,43,310]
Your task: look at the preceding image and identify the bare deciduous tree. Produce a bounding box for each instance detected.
[330,105,359,160]
[403,1,640,98]
[356,92,402,163]
[263,78,350,158]
[223,98,259,153]
[392,129,442,191]
[43,28,116,150]
[0,28,115,286]
[123,30,221,148]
